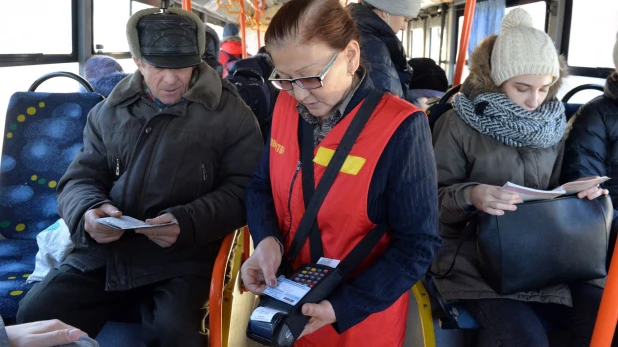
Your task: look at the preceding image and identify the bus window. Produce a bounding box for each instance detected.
[411,28,424,59]
[567,0,618,69]
[132,1,155,14]
[208,24,225,42]
[429,27,441,63]
[93,0,131,53]
[0,63,80,157]
[0,1,72,55]
[505,1,547,31]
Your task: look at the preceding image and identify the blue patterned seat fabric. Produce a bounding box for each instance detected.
[0,91,103,322]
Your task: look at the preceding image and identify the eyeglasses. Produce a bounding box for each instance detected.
[268,53,339,91]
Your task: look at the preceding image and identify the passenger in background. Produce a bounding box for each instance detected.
[241,0,440,345]
[203,24,223,76]
[16,7,262,347]
[348,0,419,99]
[431,9,607,347]
[407,57,448,110]
[81,55,129,97]
[220,23,244,77]
[225,46,278,141]
[562,32,618,263]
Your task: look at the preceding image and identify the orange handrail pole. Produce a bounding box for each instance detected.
[208,232,236,347]
[182,0,192,11]
[453,0,476,86]
[240,0,247,58]
[255,0,261,48]
[590,237,618,347]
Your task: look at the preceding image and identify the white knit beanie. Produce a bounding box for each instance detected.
[613,31,618,72]
[363,0,421,18]
[490,8,560,86]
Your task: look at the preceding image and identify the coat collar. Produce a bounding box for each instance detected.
[605,71,618,102]
[106,62,223,111]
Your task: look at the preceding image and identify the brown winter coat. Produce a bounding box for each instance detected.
[430,35,577,306]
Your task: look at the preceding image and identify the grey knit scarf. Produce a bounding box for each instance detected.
[453,92,566,149]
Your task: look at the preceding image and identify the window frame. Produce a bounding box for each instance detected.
[0,0,78,68]
[560,0,615,79]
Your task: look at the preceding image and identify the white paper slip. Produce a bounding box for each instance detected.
[502,182,564,202]
[250,306,287,323]
[95,216,178,230]
[263,276,311,305]
[560,176,610,195]
[316,257,340,268]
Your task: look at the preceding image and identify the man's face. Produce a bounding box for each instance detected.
[134,58,194,105]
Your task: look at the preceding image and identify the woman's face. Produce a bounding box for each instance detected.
[501,74,554,111]
[269,41,360,119]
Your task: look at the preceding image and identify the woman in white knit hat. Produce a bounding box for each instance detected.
[348,0,420,100]
[563,33,618,274]
[431,9,608,347]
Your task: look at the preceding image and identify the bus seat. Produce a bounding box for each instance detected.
[427,85,461,131]
[420,276,480,330]
[209,227,257,347]
[561,84,604,122]
[0,72,103,322]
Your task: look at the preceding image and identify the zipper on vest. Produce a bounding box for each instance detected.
[285,160,302,238]
[115,158,120,177]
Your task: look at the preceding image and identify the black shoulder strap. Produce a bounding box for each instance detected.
[428,217,477,279]
[300,119,324,262]
[337,223,388,278]
[286,89,385,265]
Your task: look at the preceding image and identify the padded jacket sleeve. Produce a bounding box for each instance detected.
[562,101,609,183]
[245,137,284,247]
[432,111,478,226]
[57,104,115,248]
[362,38,404,98]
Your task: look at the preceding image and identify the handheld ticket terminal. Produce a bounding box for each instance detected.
[246,90,387,346]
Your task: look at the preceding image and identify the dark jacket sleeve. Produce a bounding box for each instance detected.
[362,37,404,98]
[57,103,114,247]
[245,136,284,246]
[328,113,441,332]
[562,101,609,183]
[165,106,264,249]
[432,111,478,225]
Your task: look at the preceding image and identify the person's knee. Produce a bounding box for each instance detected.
[148,315,206,347]
[16,287,49,323]
[478,328,549,347]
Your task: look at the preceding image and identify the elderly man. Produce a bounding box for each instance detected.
[16,7,262,347]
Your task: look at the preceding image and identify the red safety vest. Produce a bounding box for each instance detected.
[269,91,421,346]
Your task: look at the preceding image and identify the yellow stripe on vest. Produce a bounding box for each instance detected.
[313,147,366,175]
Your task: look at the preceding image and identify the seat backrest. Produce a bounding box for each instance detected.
[0,91,103,240]
[564,102,584,122]
[427,85,461,131]
[561,84,604,123]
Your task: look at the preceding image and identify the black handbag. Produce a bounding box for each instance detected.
[478,194,612,294]
[432,195,613,295]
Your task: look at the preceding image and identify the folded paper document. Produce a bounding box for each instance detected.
[95,216,177,230]
[503,176,610,202]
